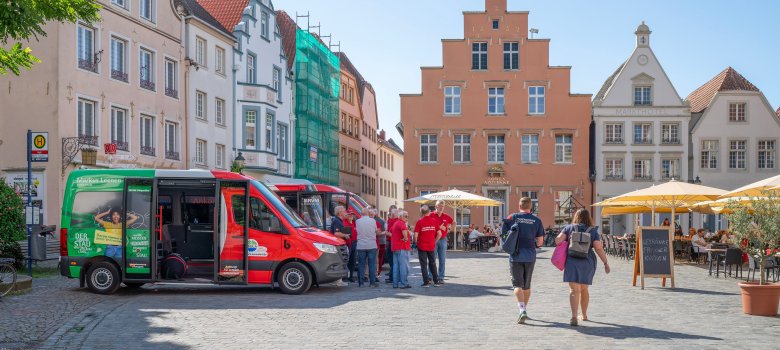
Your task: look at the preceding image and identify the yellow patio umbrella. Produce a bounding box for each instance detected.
[689,197,759,215]
[720,174,780,198]
[600,205,675,217]
[406,189,501,249]
[598,179,726,226]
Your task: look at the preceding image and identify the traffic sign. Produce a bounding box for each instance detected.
[31,132,48,162]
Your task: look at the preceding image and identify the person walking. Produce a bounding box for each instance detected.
[430,200,453,282]
[414,205,442,287]
[356,207,380,287]
[391,210,412,288]
[555,209,610,326]
[502,197,544,324]
[329,206,352,284]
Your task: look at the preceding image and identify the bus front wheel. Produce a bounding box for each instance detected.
[86,261,121,295]
[277,262,312,295]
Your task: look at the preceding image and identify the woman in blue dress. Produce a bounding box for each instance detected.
[555,209,610,326]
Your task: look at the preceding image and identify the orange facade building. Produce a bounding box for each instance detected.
[401,0,592,229]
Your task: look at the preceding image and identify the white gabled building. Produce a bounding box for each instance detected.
[592,22,691,235]
[179,0,236,170]
[198,0,294,181]
[686,67,780,231]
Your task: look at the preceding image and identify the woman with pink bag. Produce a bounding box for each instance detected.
[554,209,610,327]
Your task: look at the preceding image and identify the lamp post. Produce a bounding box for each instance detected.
[234,152,245,174]
[404,178,411,199]
[687,176,702,229]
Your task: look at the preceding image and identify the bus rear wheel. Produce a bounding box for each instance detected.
[277,262,312,295]
[86,261,121,295]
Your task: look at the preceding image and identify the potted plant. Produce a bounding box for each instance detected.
[727,193,780,316]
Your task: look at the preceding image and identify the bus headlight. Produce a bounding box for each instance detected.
[313,243,338,254]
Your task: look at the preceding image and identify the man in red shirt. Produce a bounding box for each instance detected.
[390,209,411,288]
[430,200,453,282]
[414,205,442,287]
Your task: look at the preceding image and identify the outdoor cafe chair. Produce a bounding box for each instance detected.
[723,248,743,278]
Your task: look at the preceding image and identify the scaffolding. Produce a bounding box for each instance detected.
[294,28,340,185]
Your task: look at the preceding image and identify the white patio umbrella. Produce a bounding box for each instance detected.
[720,174,780,198]
[406,189,501,250]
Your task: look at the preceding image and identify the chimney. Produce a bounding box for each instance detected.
[379,129,386,141]
[486,0,507,12]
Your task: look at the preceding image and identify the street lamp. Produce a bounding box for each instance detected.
[404,178,411,199]
[687,176,703,229]
[234,152,245,174]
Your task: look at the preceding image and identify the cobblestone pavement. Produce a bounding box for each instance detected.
[5,250,780,349]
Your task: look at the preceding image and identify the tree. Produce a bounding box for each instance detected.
[727,194,780,285]
[0,0,101,75]
[0,179,25,269]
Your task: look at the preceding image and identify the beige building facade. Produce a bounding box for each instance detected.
[377,130,404,219]
[336,54,363,195]
[0,0,185,226]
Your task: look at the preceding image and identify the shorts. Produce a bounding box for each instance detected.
[510,261,535,289]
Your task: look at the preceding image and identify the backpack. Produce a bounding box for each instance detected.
[161,253,188,280]
[567,226,595,259]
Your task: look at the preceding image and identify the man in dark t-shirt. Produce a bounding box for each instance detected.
[502,197,544,324]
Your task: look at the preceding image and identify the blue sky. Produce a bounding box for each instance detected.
[278,0,780,148]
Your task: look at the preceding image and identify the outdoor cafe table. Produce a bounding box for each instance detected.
[478,236,498,251]
[707,247,728,276]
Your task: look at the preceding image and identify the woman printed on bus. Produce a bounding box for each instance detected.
[95,208,139,258]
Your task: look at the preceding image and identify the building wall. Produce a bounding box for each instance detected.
[377,136,404,219]
[185,19,234,171]
[233,0,295,182]
[337,70,362,194]
[691,92,780,191]
[593,23,690,235]
[1,0,185,228]
[359,86,379,207]
[401,0,592,228]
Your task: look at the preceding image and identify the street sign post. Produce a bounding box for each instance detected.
[31,132,48,162]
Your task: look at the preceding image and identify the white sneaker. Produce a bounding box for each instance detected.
[333,280,348,287]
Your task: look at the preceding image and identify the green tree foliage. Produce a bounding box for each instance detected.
[0,0,101,75]
[0,179,25,268]
[727,193,780,285]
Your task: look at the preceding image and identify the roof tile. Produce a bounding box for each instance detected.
[686,67,760,113]
[276,10,297,71]
[196,0,249,32]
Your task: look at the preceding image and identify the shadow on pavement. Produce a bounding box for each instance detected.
[652,287,738,296]
[524,319,723,341]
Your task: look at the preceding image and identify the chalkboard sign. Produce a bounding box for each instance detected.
[633,226,675,289]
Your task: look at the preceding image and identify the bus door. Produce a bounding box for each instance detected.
[121,178,155,282]
[215,180,249,285]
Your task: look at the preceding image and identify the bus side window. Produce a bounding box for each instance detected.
[249,197,283,233]
[231,195,246,227]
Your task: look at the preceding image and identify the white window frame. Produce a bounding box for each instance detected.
[111,0,128,9]
[503,42,519,70]
[528,86,545,115]
[164,121,178,160]
[605,158,623,180]
[471,42,488,70]
[77,98,97,138]
[605,123,623,144]
[444,86,461,115]
[555,134,573,164]
[487,135,505,163]
[277,123,288,160]
[488,87,505,115]
[215,143,225,169]
[758,140,776,170]
[139,47,155,90]
[420,134,438,163]
[77,24,97,72]
[661,158,680,179]
[265,112,274,151]
[215,46,226,75]
[110,106,128,150]
[633,159,652,180]
[261,11,270,38]
[729,102,747,122]
[633,123,652,144]
[453,133,471,163]
[522,134,539,164]
[195,138,206,165]
[139,114,155,155]
[195,91,207,120]
[164,58,177,98]
[215,98,225,126]
[729,140,747,169]
[701,140,719,169]
[634,86,652,106]
[110,35,128,81]
[245,110,257,149]
[246,53,256,84]
[195,36,206,67]
[661,123,679,144]
[273,67,282,101]
[139,0,155,23]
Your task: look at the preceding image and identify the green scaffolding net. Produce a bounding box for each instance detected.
[294,28,340,185]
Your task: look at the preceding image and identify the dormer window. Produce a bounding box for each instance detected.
[634,86,652,106]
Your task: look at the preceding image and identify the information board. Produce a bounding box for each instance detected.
[632,226,675,289]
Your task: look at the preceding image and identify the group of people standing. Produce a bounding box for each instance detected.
[329,200,453,289]
[502,197,611,326]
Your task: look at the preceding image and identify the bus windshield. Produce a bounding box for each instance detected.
[250,180,307,228]
[352,194,369,209]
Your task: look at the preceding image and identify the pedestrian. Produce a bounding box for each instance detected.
[329,206,352,285]
[414,205,441,287]
[371,209,387,277]
[391,210,412,289]
[430,200,453,282]
[555,208,610,326]
[356,207,380,287]
[384,207,398,283]
[502,197,544,324]
[345,211,358,282]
